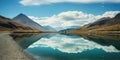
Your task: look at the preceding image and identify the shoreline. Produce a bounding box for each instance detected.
[0,33,35,60]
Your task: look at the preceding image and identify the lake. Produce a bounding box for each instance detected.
[10,33,120,60]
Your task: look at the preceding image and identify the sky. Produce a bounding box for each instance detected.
[0,0,120,30]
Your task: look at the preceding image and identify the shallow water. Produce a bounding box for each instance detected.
[10,33,120,60]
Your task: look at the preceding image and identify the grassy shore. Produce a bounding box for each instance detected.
[0,30,52,33]
[67,29,120,36]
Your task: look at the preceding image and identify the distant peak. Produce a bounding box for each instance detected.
[14,13,29,18]
[13,13,29,19]
[18,13,26,16]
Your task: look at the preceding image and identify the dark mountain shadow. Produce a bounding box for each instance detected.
[10,33,56,49]
[77,34,120,50]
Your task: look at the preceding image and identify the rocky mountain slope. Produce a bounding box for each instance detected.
[13,13,45,31]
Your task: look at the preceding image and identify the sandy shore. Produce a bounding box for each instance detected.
[0,33,35,60]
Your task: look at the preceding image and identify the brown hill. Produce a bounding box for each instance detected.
[86,13,120,30]
[0,15,42,32]
[77,13,120,31]
[67,13,120,35]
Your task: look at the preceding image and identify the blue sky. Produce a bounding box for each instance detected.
[0,0,120,30]
[0,0,120,18]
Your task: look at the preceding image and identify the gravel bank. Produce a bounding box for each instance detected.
[0,33,35,60]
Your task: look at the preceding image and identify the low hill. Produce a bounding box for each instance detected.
[43,25,56,32]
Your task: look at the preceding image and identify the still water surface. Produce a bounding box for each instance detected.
[11,33,120,60]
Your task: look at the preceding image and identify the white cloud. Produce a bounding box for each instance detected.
[96,11,120,19]
[28,34,120,53]
[20,0,120,6]
[29,11,120,30]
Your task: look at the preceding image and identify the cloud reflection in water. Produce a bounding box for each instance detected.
[28,34,120,53]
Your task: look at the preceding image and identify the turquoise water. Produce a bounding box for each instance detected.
[11,33,120,60]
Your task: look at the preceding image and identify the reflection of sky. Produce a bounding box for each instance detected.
[28,34,120,53]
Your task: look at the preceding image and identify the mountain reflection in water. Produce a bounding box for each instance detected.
[10,33,120,60]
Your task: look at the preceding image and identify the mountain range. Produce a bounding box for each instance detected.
[85,13,120,31]
[0,13,56,32]
[67,13,120,35]
[85,13,120,30]
[0,13,120,33]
